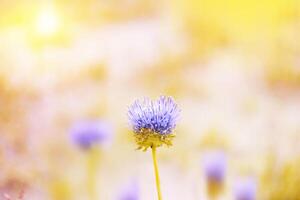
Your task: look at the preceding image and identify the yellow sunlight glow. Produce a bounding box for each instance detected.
[36,7,60,37]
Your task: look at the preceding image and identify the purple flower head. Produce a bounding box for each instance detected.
[234,177,257,200]
[70,120,112,150]
[118,180,139,200]
[203,151,227,183]
[127,96,180,135]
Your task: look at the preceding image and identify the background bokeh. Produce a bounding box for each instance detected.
[0,0,300,199]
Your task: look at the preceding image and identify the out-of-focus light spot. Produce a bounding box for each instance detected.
[36,7,60,37]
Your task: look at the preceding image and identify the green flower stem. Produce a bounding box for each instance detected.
[87,148,100,200]
[151,146,162,200]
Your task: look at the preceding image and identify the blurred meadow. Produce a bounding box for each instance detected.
[0,0,300,199]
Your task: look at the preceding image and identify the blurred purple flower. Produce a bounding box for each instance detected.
[118,180,139,200]
[234,177,257,200]
[127,96,180,135]
[203,151,227,183]
[70,120,112,150]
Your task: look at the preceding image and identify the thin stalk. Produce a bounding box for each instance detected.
[151,146,162,200]
[87,148,100,200]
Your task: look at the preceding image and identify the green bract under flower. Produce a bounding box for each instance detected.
[134,128,175,151]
